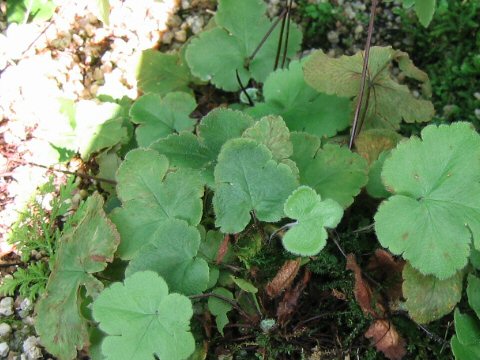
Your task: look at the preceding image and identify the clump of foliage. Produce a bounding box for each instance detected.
[0,176,76,301]
[25,0,479,359]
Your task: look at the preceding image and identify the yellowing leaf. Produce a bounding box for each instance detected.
[35,193,120,360]
[303,47,434,130]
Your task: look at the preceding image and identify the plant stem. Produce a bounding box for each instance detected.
[349,0,378,150]
[189,292,250,319]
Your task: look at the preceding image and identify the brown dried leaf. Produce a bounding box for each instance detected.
[365,320,407,360]
[346,254,384,318]
[277,270,311,327]
[265,259,301,298]
[355,129,402,164]
[367,249,405,301]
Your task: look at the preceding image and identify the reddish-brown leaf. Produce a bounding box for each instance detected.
[367,249,405,301]
[346,254,385,318]
[277,270,311,326]
[265,259,301,298]
[365,320,407,360]
[216,234,230,265]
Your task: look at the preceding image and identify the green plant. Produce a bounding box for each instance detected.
[30,0,480,359]
[0,176,76,301]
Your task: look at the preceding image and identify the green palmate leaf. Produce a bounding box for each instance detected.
[35,193,120,360]
[92,271,195,360]
[365,151,391,199]
[355,129,403,165]
[151,108,254,186]
[185,0,302,91]
[291,133,368,208]
[413,0,436,27]
[7,0,56,23]
[213,138,298,234]
[38,99,129,160]
[136,49,192,96]
[95,0,110,25]
[207,287,234,336]
[96,150,121,194]
[282,186,343,256]
[247,59,351,138]
[303,47,434,130]
[126,219,209,295]
[402,262,463,324]
[130,92,197,147]
[374,122,480,279]
[467,274,480,318]
[110,149,204,259]
[471,250,480,270]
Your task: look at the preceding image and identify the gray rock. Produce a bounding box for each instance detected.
[22,337,41,360]
[0,298,14,317]
[327,31,339,44]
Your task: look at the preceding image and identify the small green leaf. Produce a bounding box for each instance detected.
[213,138,298,233]
[282,186,343,256]
[451,335,480,360]
[151,108,254,187]
[375,123,480,279]
[110,149,204,259]
[231,276,258,294]
[35,193,120,360]
[402,262,463,324]
[304,47,434,130]
[92,271,195,360]
[415,0,436,27]
[130,92,197,147]
[207,287,233,336]
[247,59,351,138]
[7,0,56,23]
[291,133,368,208]
[136,49,192,96]
[126,219,209,295]
[95,0,110,25]
[467,274,480,318]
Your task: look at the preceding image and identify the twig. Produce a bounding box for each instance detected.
[280,0,293,68]
[8,159,117,185]
[248,8,288,64]
[236,69,254,106]
[273,0,288,71]
[349,0,378,150]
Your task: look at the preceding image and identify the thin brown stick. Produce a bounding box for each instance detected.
[236,69,254,106]
[7,159,117,185]
[349,0,378,150]
[280,0,293,68]
[248,8,288,63]
[274,0,288,70]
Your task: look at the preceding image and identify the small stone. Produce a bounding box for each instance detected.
[181,0,191,10]
[161,31,174,45]
[475,109,480,120]
[93,68,104,81]
[0,323,11,338]
[0,298,14,317]
[354,25,364,35]
[22,337,41,360]
[174,30,187,43]
[327,31,339,44]
[474,92,480,101]
[72,34,83,47]
[0,342,9,357]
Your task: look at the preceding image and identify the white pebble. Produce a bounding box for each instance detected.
[0,323,11,338]
[475,109,480,120]
[0,342,9,357]
[174,30,187,43]
[23,336,42,360]
[0,298,14,317]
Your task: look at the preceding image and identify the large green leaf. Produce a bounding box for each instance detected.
[7,0,56,23]
[130,92,197,147]
[467,274,480,319]
[374,123,480,279]
[126,219,209,295]
[110,149,204,259]
[291,133,368,208]
[92,271,195,360]
[213,138,298,233]
[247,59,351,138]
[451,309,480,360]
[185,0,302,91]
[35,193,120,360]
[136,49,192,96]
[303,47,434,130]
[402,263,463,324]
[151,108,254,186]
[282,186,343,256]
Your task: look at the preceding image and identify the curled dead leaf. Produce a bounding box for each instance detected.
[265,258,301,298]
[365,320,406,360]
[366,249,405,301]
[277,270,311,327]
[216,234,230,265]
